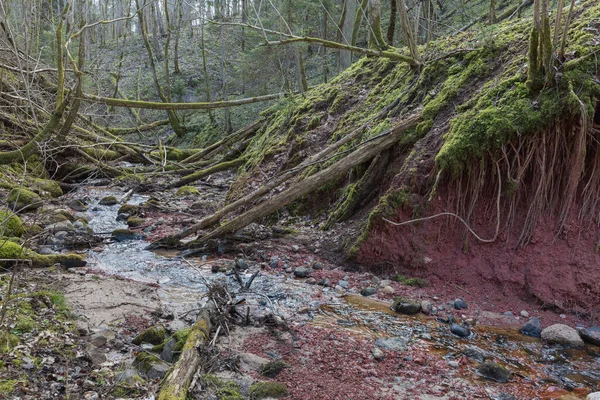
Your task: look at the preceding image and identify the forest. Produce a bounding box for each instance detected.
[0,0,599,398]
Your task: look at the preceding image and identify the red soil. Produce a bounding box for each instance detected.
[357,191,600,323]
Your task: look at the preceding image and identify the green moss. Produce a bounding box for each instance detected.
[118,203,139,215]
[133,352,162,374]
[0,331,19,353]
[0,210,24,237]
[260,360,289,378]
[99,195,118,205]
[127,216,145,228]
[393,275,428,288]
[0,240,25,265]
[7,188,42,212]
[249,381,288,399]
[14,315,37,333]
[175,185,200,196]
[201,374,243,400]
[0,379,21,394]
[27,178,63,198]
[132,326,166,345]
[153,327,191,354]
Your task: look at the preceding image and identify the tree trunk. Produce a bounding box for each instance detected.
[387,0,397,45]
[368,0,387,49]
[339,0,356,70]
[397,0,420,62]
[352,0,369,46]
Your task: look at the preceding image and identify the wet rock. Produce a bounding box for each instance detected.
[116,213,129,222]
[477,361,511,383]
[579,326,600,346]
[450,323,471,338]
[334,285,345,293]
[520,317,542,338]
[305,277,317,285]
[371,347,384,361]
[68,199,88,212]
[37,246,53,255]
[587,392,600,400]
[420,300,434,315]
[293,267,310,278]
[133,352,170,379]
[99,196,118,205]
[374,336,408,352]
[382,286,395,295]
[118,204,139,215]
[317,278,331,287]
[312,261,323,270]
[73,220,85,230]
[127,216,144,228]
[132,326,166,345]
[111,229,144,241]
[161,337,177,363]
[361,287,377,296]
[269,256,279,268]
[541,324,584,348]
[235,258,249,269]
[391,297,421,314]
[46,220,75,232]
[454,298,468,310]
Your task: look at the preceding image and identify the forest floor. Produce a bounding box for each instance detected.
[2,174,599,400]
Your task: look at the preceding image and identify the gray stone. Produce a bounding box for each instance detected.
[520,317,542,338]
[37,247,53,255]
[312,262,323,270]
[269,257,279,268]
[361,287,377,296]
[83,391,100,400]
[291,245,300,252]
[541,324,584,348]
[73,220,85,230]
[46,221,74,232]
[85,344,107,366]
[580,326,600,346]
[236,259,249,269]
[305,277,317,285]
[450,323,471,338]
[587,392,600,400]
[382,286,395,295]
[293,267,310,278]
[448,360,459,368]
[68,200,87,212]
[477,361,511,383]
[338,280,349,289]
[461,346,489,362]
[133,354,170,379]
[520,310,530,318]
[374,336,408,352]
[391,297,421,314]
[161,338,177,362]
[454,298,468,310]
[503,311,514,317]
[89,334,108,348]
[116,369,143,385]
[317,278,330,287]
[371,347,384,361]
[420,300,434,315]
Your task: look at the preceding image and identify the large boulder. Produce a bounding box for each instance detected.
[520,317,542,338]
[540,324,584,348]
[0,209,24,237]
[8,188,42,212]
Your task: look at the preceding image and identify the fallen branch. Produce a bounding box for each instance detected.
[169,157,246,188]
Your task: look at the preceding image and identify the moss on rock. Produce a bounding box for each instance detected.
[260,360,289,378]
[0,210,24,237]
[249,381,288,399]
[175,185,200,196]
[27,178,63,198]
[132,326,167,345]
[99,195,118,205]
[118,203,139,215]
[201,374,243,400]
[7,188,42,212]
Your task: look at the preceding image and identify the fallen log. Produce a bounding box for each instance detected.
[169,157,246,188]
[189,113,422,244]
[157,308,212,400]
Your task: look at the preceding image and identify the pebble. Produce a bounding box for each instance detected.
[83,392,99,400]
[450,323,471,338]
[382,286,395,295]
[420,300,434,314]
[454,298,468,310]
[269,256,279,268]
[503,311,514,317]
[305,277,317,285]
[317,278,331,287]
[338,280,350,289]
[312,262,323,270]
[361,287,377,296]
[520,317,542,338]
[579,326,600,346]
[335,285,345,293]
[371,347,385,361]
[293,267,311,278]
[560,314,567,319]
[448,360,459,368]
[291,245,300,252]
[520,310,530,318]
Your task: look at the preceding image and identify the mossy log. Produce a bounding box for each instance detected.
[157,309,211,400]
[169,158,246,188]
[191,113,421,244]
[108,119,170,134]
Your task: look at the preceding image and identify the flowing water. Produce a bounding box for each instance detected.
[74,187,600,399]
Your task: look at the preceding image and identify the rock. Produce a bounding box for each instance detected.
[335,285,345,293]
[312,261,323,270]
[503,311,514,317]
[250,381,288,399]
[448,360,459,368]
[85,343,107,366]
[587,392,600,400]
[89,334,108,348]
[73,220,85,230]
[391,297,421,314]
[317,278,331,287]
[46,220,74,232]
[132,326,166,345]
[293,267,310,278]
[37,246,53,255]
[338,280,349,289]
[305,277,317,285]
[378,279,392,288]
[260,360,289,378]
[291,245,300,252]
[374,336,408,352]
[361,287,377,296]
[450,323,471,338]
[520,317,542,338]
[477,361,511,383]
[99,196,118,205]
[240,352,270,373]
[454,298,468,310]
[541,324,584,348]
[420,300,434,315]
[133,352,170,379]
[235,258,249,269]
[461,346,489,362]
[68,199,88,212]
[175,186,200,196]
[160,337,177,363]
[126,216,144,227]
[382,286,395,295]
[579,326,600,346]
[269,256,279,268]
[8,188,42,212]
[83,391,99,400]
[371,347,385,361]
[111,229,144,241]
[520,310,530,318]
